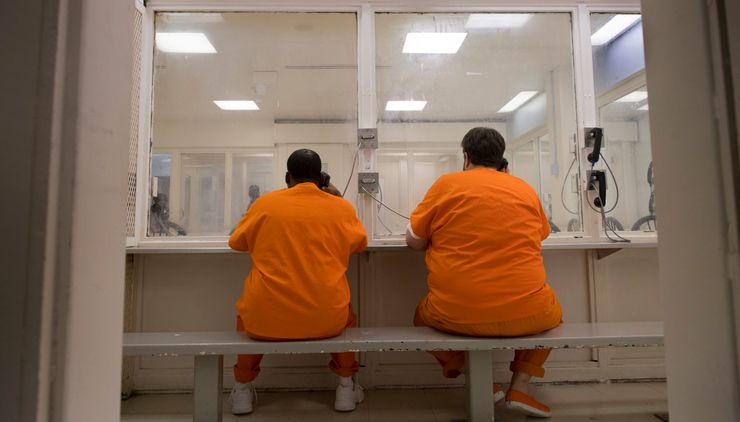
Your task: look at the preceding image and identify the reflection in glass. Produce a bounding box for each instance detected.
[148,12,357,237]
[149,153,187,236]
[231,154,273,229]
[181,154,225,235]
[591,13,654,232]
[375,13,581,239]
[512,141,540,198]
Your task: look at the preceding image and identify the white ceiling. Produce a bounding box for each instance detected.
[152,12,576,123]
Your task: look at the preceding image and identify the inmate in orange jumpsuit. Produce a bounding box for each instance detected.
[229,182,368,383]
[408,167,562,379]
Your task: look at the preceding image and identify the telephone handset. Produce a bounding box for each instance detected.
[586,127,604,165]
[319,171,331,188]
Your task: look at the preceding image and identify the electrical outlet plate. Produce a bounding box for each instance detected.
[358,172,379,194]
[358,128,378,149]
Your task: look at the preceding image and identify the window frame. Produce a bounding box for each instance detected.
[130,0,655,250]
[594,71,654,234]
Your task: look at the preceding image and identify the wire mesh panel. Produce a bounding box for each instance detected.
[126,9,143,238]
[123,7,144,398]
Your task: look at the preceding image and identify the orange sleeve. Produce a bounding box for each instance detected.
[538,201,551,241]
[229,200,260,252]
[409,177,446,239]
[339,200,368,254]
[350,217,368,254]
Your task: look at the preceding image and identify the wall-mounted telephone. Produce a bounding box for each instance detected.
[584,127,604,165]
[588,170,607,208]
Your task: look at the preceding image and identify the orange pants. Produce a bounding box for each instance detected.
[413,298,563,379]
[234,307,360,383]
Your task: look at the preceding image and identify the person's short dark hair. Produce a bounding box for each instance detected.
[287,149,322,182]
[461,127,506,169]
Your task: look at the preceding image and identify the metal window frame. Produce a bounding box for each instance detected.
[132,0,652,249]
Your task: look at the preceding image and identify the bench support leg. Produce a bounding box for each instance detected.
[193,355,223,422]
[465,350,494,422]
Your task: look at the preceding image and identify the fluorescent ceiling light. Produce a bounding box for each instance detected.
[213,100,259,110]
[402,33,468,54]
[615,91,648,102]
[498,91,538,113]
[465,14,533,29]
[385,100,427,111]
[591,15,641,46]
[162,13,224,23]
[156,32,217,53]
[637,104,649,111]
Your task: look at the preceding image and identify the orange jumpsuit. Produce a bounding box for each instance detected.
[408,168,562,379]
[229,182,368,383]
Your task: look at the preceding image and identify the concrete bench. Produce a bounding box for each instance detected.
[123,322,663,422]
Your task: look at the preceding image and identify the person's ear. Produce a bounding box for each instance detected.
[463,152,469,170]
[285,172,291,186]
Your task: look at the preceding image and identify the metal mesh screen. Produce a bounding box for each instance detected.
[122,8,144,397]
[126,10,143,237]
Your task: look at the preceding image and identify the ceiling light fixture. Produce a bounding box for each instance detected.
[465,14,533,29]
[497,91,538,113]
[591,14,641,46]
[162,13,224,23]
[385,100,427,111]
[402,33,468,54]
[156,32,217,53]
[615,91,648,103]
[213,100,259,110]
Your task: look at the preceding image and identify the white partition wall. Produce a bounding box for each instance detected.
[2,1,136,421]
[642,0,740,420]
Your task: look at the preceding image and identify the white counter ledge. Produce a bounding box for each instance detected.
[126,235,657,256]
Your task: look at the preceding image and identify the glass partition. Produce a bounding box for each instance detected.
[374,13,582,240]
[148,12,357,237]
[591,13,655,233]
[139,8,656,244]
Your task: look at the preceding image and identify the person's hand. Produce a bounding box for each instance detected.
[322,182,342,197]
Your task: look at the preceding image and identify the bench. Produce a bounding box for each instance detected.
[123,322,664,422]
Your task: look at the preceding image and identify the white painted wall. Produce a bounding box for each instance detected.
[642,0,740,420]
[3,1,135,421]
[126,248,664,391]
[0,1,58,420]
[55,1,136,421]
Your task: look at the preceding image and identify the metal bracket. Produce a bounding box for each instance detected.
[596,248,620,260]
[358,172,379,194]
[358,128,378,149]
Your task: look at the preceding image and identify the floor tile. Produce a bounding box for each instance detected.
[121,382,669,422]
[364,388,429,410]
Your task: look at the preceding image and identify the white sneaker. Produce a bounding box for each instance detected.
[229,382,256,415]
[334,376,364,412]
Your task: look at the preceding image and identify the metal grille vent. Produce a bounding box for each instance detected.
[126,9,143,237]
